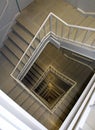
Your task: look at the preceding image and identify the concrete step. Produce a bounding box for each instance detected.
[84,32,95,45]
[12,23,33,44]
[3,39,29,72]
[17,0,68,34]
[8,32,28,52]
[4,39,23,60]
[53,7,85,38]
[22,76,35,88]
[80,16,95,27]
[8,32,34,57]
[21,96,36,111]
[17,18,39,36]
[26,73,36,85]
[84,21,95,45]
[39,111,62,129]
[15,90,29,105]
[17,0,86,41]
[1,46,18,66]
[22,63,44,87]
[69,16,95,40]
[12,23,39,49]
[33,106,46,120]
[75,16,95,42]
[8,32,34,63]
[51,2,73,18]
[54,108,67,121]
[28,69,39,80]
[28,101,41,115]
[17,3,74,36]
[33,63,44,74]
[8,85,24,100]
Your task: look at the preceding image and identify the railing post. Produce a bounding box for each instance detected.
[91,38,95,46]
[49,14,52,32]
[68,27,72,39]
[61,24,64,37]
[82,30,90,43]
[43,25,46,36]
[74,28,80,41]
[56,18,58,35]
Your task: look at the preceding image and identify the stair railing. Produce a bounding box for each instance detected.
[77,8,95,16]
[11,12,95,80]
[11,12,51,79]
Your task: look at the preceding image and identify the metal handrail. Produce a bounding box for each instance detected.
[77,8,95,16]
[11,13,51,76]
[11,12,95,79]
[51,12,95,31]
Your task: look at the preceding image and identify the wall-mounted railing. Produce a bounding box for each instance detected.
[77,8,95,16]
[11,12,95,81]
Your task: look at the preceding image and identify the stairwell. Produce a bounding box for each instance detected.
[0,0,95,130]
[1,0,95,66]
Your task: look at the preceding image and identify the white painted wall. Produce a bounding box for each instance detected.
[0,90,47,130]
[18,0,34,10]
[0,0,33,48]
[0,0,19,48]
[66,0,95,12]
[78,0,95,12]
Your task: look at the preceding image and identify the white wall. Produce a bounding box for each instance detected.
[66,0,95,12]
[0,90,47,130]
[0,0,33,48]
[0,0,19,48]
[66,0,77,7]
[18,0,34,10]
[78,0,95,12]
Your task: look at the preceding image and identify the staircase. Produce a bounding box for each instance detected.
[1,0,95,67]
[22,63,44,88]
[0,0,95,130]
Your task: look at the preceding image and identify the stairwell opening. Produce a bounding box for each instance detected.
[22,64,76,111]
[11,38,93,129]
[19,41,94,113]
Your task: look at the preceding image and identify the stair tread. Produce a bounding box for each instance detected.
[85,27,95,46]
[80,16,95,26]
[8,32,28,52]
[17,5,74,35]
[4,39,23,60]
[75,16,95,42]
[85,32,95,44]
[1,46,18,66]
[61,8,84,25]
[7,33,37,70]
[17,19,39,35]
[4,39,34,66]
[12,24,33,44]
[17,2,85,41]
[68,16,94,40]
